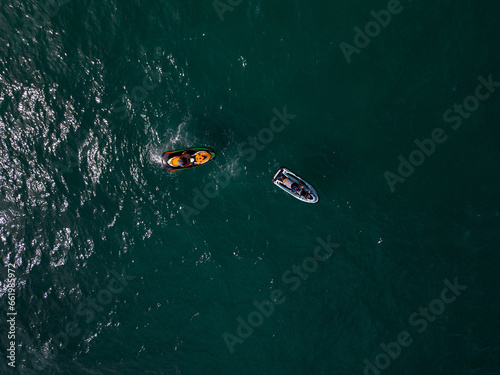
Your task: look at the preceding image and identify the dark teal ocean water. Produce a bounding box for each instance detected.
[1,0,500,374]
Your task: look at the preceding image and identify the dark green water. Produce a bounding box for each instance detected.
[1,0,500,374]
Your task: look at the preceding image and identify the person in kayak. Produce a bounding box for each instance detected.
[282,177,314,200]
[282,178,299,192]
[283,177,307,195]
[171,151,194,168]
[180,150,212,166]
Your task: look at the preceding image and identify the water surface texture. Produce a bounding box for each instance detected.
[1,0,500,374]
